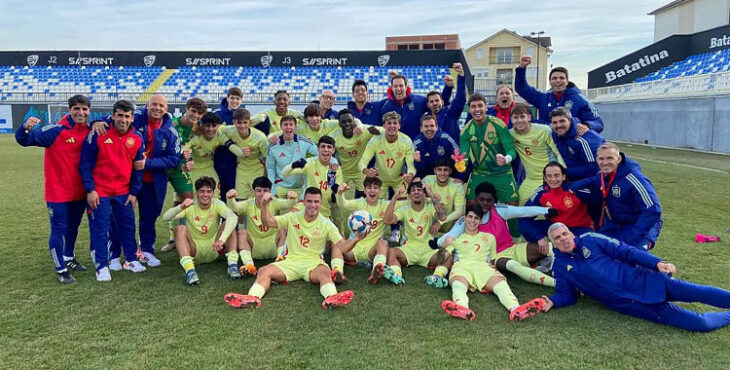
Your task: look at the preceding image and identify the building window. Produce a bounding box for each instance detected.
[408,44,420,50]
[435,43,446,50]
[423,43,434,50]
[473,68,490,79]
[526,66,538,78]
[526,46,535,58]
[397,44,408,51]
[495,48,514,64]
[497,69,513,85]
[476,48,484,60]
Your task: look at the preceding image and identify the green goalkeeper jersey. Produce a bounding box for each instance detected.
[459,116,516,176]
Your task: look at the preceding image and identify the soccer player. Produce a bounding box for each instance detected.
[346,80,384,125]
[329,108,383,198]
[319,90,338,119]
[224,187,359,309]
[413,115,460,180]
[182,112,240,193]
[358,111,416,198]
[162,97,207,252]
[255,90,305,135]
[536,223,730,332]
[331,179,390,284]
[422,158,465,234]
[282,136,343,219]
[427,62,466,142]
[519,162,595,255]
[382,181,448,285]
[221,108,269,200]
[226,177,297,273]
[439,182,556,287]
[550,107,605,182]
[509,103,565,204]
[440,206,545,322]
[296,103,354,144]
[162,176,239,285]
[79,99,145,281]
[214,87,244,203]
[568,142,662,250]
[516,55,604,132]
[265,115,319,199]
[15,95,91,283]
[457,93,519,206]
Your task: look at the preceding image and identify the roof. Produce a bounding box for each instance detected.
[648,0,693,15]
[466,28,552,52]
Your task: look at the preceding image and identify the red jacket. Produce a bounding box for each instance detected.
[80,127,145,197]
[15,114,89,202]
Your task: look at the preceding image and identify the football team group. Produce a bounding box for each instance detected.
[16,57,730,331]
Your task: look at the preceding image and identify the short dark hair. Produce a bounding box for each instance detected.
[200,112,221,126]
[391,74,408,86]
[318,135,335,147]
[426,90,441,100]
[468,93,487,106]
[382,111,401,124]
[186,97,207,112]
[338,108,353,117]
[433,157,454,171]
[407,180,423,194]
[543,161,567,178]
[195,176,217,191]
[549,66,569,80]
[352,79,368,92]
[304,187,322,198]
[112,100,135,114]
[68,95,90,109]
[363,176,382,188]
[274,90,289,98]
[252,176,272,190]
[280,114,297,125]
[232,108,251,121]
[549,106,572,121]
[511,103,531,117]
[304,103,323,118]
[475,181,498,202]
[465,204,485,219]
[227,87,243,98]
[420,114,437,127]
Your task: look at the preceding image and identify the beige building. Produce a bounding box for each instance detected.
[385,34,462,50]
[464,29,552,98]
[650,0,730,41]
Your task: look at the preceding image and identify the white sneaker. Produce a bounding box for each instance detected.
[109,258,122,272]
[142,252,161,267]
[535,256,555,274]
[96,267,112,282]
[160,240,176,252]
[387,229,401,244]
[123,260,147,273]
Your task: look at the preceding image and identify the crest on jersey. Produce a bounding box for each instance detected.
[531,138,538,146]
[126,137,135,148]
[565,100,574,110]
[437,146,445,155]
[422,214,430,222]
[313,229,320,237]
[27,54,39,67]
[260,54,273,68]
[143,55,156,67]
[408,102,415,111]
[563,196,573,208]
[377,54,390,67]
[396,150,403,158]
[612,185,621,198]
[582,246,591,258]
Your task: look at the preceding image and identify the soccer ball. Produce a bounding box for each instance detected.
[348,210,373,234]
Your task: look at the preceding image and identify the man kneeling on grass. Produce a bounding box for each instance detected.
[224,187,363,309]
[441,205,544,322]
[532,222,730,332]
[161,176,238,285]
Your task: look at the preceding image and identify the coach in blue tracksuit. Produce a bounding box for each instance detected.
[347,80,384,126]
[380,74,444,140]
[428,63,467,142]
[515,55,603,133]
[412,115,462,180]
[569,142,662,250]
[549,107,605,182]
[537,223,730,332]
[214,88,246,202]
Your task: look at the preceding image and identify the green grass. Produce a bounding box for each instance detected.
[1,136,729,369]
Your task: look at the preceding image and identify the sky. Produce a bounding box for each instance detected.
[0,0,669,88]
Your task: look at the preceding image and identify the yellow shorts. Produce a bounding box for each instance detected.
[451,261,502,291]
[275,185,303,199]
[352,239,377,263]
[518,178,543,205]
[251,235,278,259]
[193,238,220,264]
[272,257,327,282]
[494,242,529,266]
[401,242,440,268]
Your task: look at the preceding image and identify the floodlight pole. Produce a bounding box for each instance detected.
[531,31,545,89]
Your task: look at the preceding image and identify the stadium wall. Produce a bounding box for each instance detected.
[595,97,730,153]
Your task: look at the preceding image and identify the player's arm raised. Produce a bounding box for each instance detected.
[259,192,278,228]
[383,186,406,224]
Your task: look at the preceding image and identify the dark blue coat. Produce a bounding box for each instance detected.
[436,74,467,141]
[380,88,430,140]
[346,100,384,126]
[515,67,604,133]
[553,117,605,182]
[549,233,665,309]
[413,129,460,179]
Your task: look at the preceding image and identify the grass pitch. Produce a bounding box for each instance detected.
[1,135,729,369]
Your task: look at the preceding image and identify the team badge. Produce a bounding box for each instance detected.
[612,186,621,198]
[143,54,156,67]
[377,54,390,67]
[408,102,415,111]
[565,100,574,110]
[27,54,39,67]
[365,108,371,115]
[437,146,445,155]
[260,55,273,68]
[423,214,430,222]
[563,197,573,208]
[582,246,591,258]
[566,265,572,271]
[378,211,385,217]
[531,138,538,145]
[313,229,320,237]
[126,137,135,148]
[295,148,300,155]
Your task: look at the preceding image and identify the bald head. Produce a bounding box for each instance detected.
[320,90,336,109]
[147,94,168,120]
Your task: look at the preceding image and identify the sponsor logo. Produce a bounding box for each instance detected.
[185,57,231,66]
[104,138,113,144]
[302,57,348,66]
[567,265,572,271]
[65,137,76,143]
[143,55,156,67]
[377,54,390,67]
[260,55,273,68]
[69,57,115,65]
[27,54,39,67]
[604,50,669,83]
[279,152,286,157]
[710,35,730,49]
[378,149,386,155]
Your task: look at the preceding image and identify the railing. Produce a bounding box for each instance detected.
[587,71,730,102]
[489,56,517,64]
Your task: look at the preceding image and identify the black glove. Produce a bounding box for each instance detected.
[331,192,337,204]
[331,182,339,194]
[428,237,439,250]
[292,158,307,169]
[546,208,558,219]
